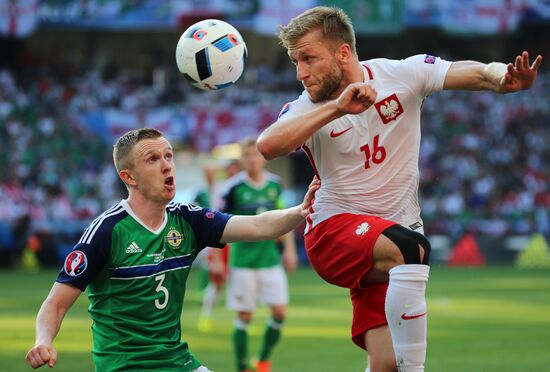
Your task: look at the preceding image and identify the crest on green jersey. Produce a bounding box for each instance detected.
[166,228,184,249]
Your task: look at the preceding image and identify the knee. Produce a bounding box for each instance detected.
[382,225,431,265]
[271,307,286,322]
[238,312,252,324]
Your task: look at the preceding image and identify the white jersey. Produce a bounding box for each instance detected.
[279,54,451,233]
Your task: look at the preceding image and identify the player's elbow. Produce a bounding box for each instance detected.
[256,135,280,160]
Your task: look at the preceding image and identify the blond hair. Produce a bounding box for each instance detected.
[278,6,356,55]
[113,128,163,172]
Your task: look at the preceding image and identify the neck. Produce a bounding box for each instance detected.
[248,170,264,184]
[333,61,365,99]
[126,193,166,230]
[346,60,366,84]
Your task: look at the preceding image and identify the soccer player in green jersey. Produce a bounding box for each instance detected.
[216,138,297,372]
[25,128,319,371]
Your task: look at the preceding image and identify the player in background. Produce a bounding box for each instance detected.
[195,160,241,332]
[217,137,297,372]
[25,128,319,371]
[194,164,219,296]
[256,6,542,372]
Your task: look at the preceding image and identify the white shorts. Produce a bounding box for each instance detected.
[226,266,289,311]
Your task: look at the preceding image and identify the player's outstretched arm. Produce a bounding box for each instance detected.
[257,101,343,160]
[257,84,377,160]
[220,177,320,243]
[443,51,542,93]
[26,283,82,369]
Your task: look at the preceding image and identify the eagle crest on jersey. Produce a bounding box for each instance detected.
[374,93,404,124]
[280,55,451,233]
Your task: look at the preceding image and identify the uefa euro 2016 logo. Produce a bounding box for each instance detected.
[64,250,88,277]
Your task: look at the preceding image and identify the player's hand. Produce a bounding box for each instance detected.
[26,343,57,369]
[283,248,298,273]
[336,82,377,115]
[300,176,320,218]
[501,51,542,92]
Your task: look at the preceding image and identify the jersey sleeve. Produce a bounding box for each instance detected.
[173,203,232,249]
[56,224,112,291]
[401,54,452,98]
[277,92,315,121]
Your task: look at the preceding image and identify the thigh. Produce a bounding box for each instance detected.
[258,266,289,306]
[365,325,397,372]
[305,214,396,289]
[226,268,257,311]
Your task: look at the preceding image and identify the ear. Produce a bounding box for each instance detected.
[119,169,137,188]
[337,43,353,64]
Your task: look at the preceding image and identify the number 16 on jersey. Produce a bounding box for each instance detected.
[360,134,387,169]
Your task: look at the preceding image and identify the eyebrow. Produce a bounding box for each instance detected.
[142,146,173,158]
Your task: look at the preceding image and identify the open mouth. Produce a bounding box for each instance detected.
[164,176,175,189]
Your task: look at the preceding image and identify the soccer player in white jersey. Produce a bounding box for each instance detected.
[256,6,542,372]
[25,128,319,371]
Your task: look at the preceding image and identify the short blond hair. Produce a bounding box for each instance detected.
[113,128,163,172]
[278,6,356,55]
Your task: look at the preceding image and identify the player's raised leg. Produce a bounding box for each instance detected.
[369,226,431,372]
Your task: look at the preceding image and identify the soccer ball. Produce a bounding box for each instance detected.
[175,19,247,90]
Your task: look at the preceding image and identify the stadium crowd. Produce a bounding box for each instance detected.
[0,60,548,265]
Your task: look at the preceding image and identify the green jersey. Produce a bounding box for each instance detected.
[221,171,284,268]
[56,200,231,371]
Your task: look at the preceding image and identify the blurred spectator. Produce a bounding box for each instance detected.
[0,58,549,268]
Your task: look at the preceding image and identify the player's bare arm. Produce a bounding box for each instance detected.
[443,51,542,93]
[257,84,377,159]
[281,231,298,273]
[220,177,320,243]
[26,282,82,369]
[257,102,343,159]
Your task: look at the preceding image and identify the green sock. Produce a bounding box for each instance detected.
[232,327,248,371]
[258,318,283,361]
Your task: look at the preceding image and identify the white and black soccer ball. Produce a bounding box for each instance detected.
[175,19,247,91]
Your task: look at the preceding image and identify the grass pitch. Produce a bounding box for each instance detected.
[1,266,549,371]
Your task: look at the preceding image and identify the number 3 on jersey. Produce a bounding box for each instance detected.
[154,274,169,310]
[360,134,386,169]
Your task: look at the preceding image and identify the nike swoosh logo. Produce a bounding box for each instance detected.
[401,312,427,320]
[330,127,353,138]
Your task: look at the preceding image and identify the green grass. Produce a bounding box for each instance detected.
[1,267,550,371]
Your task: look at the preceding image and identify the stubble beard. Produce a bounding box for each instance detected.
[308,63,343,103]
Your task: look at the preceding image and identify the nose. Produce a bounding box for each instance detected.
[162,157,173,172]
[296,61,309,82]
